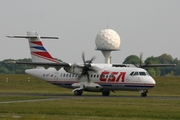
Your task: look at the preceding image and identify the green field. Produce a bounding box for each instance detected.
[0,74,180,120]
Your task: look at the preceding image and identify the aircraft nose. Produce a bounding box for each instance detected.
[150,77,156,85]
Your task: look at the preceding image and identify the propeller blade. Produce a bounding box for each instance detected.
[87,73,90,83]
[82,52,85,64]
[90,56,96,63]
[131,59,139,68]
[130,52,144,68]
[140,52,143,67]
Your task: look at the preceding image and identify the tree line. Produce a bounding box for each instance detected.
[0,58,32,74]
[0,53,179,76]
[123,53,180,76]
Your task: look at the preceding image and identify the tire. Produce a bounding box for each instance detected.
[74,90,83,96]
[141,92,147,97]
[102,91,110,96]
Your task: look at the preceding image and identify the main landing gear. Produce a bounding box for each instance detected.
[140,90,148,97]
[74,90,83,96]
[73,90,111,96]
[74,90,148,97]
[102,91,110,96]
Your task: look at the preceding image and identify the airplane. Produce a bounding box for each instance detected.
[7,31,176,97]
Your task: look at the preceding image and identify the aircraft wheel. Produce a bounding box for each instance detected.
[102,91,110,96]
[74,90,83,96]
[141,92,147,97]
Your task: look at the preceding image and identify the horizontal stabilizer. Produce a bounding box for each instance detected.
[6,36,58,39]
[15,62,70,67]
[15,62,71,71]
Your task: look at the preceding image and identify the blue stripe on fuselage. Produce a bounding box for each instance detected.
[124,85,154,88]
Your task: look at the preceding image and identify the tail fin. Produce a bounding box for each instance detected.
[7,31,60,63]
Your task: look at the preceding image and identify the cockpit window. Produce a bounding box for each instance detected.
[134,72,139,76]
[130,72,134,76]
[139,72,146,76]
[130,71,150,76]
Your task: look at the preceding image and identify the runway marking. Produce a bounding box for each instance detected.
[0,98,63,104]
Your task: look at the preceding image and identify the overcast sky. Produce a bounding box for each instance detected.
[1,0,180,63]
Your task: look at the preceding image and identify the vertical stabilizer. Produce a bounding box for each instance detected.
[7,31,60,63]
[27,31,59,63]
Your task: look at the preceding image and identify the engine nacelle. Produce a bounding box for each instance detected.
[64,66,82,75]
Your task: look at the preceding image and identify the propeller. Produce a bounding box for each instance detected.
[77,52,97,83]
[131,53,176,68]
[131,52,149,68]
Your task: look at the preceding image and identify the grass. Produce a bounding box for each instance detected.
[0,74,180,119]
[150,76,180,96]
[0,98,179,120]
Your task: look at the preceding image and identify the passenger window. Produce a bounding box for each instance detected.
[91,74,93,78]
[63,74,65,77]
[97,75,99,78]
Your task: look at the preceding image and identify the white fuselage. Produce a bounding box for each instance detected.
[25,65,156,92]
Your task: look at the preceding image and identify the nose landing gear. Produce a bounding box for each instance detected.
[140,90,148,97]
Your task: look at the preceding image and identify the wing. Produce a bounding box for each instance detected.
[15,61,102,73]
[112,63,176,68]
[140,64,176,68]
